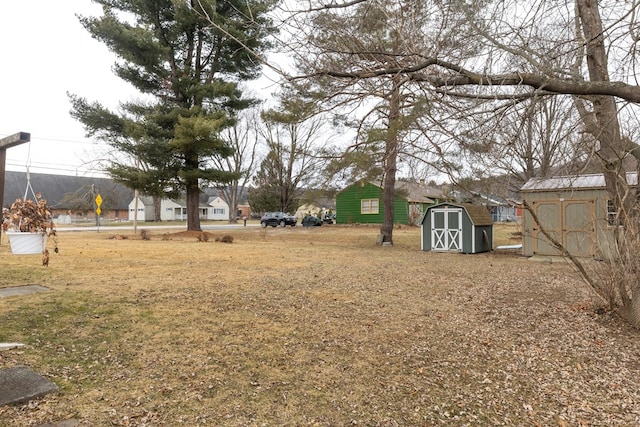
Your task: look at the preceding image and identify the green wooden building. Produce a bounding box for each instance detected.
[335,180,443,225]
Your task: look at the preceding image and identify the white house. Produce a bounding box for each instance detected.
[129,195,228,221]
[207,196,230,220]
[161,199,187,221]
[128,196,155,222]
[128,197,185,221]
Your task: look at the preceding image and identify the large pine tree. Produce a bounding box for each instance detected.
[70,0,276,231]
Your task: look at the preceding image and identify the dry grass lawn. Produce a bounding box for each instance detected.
[1,223,640,426]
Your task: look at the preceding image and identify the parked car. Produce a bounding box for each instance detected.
[260,212,298,228]
[302,214,323,227]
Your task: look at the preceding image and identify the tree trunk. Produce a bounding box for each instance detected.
[227,185,238,224]
[620,290,640,329]
[379,75,401,245]
[576,0,628,216]
[153,196,162,222]
[186,178,201,231]
[575,0,640,328]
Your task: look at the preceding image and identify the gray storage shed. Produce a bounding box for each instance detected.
[420,202,494,253]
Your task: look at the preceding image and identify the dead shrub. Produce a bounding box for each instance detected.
[586,219,640,325]
[215,235,234,243]
[140,229,150,240]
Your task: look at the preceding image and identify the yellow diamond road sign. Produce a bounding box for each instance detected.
[96,207,102,216]
[95,194,103,207]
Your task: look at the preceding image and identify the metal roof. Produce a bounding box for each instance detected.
[3,171,134,210]
[520,172,639,192]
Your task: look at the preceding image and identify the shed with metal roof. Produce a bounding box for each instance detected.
[420,202,493,253]
[520,173,635,258]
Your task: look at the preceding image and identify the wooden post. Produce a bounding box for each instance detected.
[0,132,30,246]
[0,132,31,208]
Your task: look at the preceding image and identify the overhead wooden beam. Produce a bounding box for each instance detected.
[0,132,30,149]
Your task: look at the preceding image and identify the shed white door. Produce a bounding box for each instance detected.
[431,208,462,251]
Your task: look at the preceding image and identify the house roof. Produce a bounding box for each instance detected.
[395,180,443,203]
[3,171,134,210]
[521,172,638,192]
[468,191,512,207]
[340,180,443,203]
[167,198,211,209]
[134,196,154,206]
[423,202,493,226]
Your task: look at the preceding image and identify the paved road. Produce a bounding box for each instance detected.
[55,223,261,232]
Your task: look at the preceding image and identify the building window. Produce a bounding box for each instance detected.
[607,199,619,226]
[361,199,379,214]
[213,208,225,215]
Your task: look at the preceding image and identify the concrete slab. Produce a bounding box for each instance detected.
[0,343,25,351]
[0,366,58,406]
[0,285,51,298]
[527,255,571,263]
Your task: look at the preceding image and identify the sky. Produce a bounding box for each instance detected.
[0,2,133,177]
[0,2,280,178]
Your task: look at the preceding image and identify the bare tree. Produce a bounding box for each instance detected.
[283,0,484,244]
[210,108,261,223]
[249,85,332,214]
[277,0,640,326]
[454,95,594,188]
[195,0,640,324]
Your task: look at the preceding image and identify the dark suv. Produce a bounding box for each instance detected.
[260,212,298,228]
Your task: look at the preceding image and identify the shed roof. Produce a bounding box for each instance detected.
[521,172,638,192]
[461,203,494,226]
[424,202,493,226]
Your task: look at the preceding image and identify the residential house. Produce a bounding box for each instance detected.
[128,197,183,221]
[129,195,231,222]
[2,171,134,221]
[467,192,522,222]
[237,204,251,220]
[207,196,230,220]
[128,196,156,221]
[335,180,444,225]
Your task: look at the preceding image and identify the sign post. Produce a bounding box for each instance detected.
[95,193,103,231]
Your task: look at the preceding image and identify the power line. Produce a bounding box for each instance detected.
[5,160,106,177]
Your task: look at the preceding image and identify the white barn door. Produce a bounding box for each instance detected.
[431,208,462,251]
